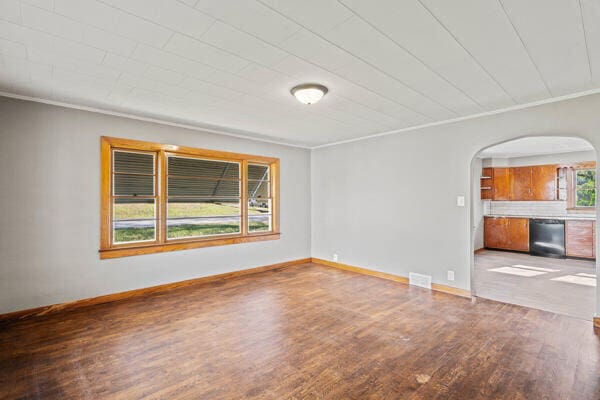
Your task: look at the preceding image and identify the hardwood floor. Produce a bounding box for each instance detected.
[474,250,596,319]
[1,262,599,399]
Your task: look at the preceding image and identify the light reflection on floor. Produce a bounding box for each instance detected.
[551,274,597,287]
[488,266,547,277]
[488,264,597,287]
[511,265,559,272]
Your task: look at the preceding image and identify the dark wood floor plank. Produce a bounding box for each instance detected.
[1,263,599,399]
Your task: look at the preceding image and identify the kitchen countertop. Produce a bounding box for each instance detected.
[485,214,596,221]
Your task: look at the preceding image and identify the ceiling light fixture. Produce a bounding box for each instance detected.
[291,83,328,105]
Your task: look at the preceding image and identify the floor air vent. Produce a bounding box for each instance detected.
[409,272,432,289]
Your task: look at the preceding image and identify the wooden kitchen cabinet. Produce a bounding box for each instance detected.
[566,220,595,259]
[488,165,558,201]
[484,217,508,249]
[484,217,529,252]
[492,168,511,200]
[511,167,534,200]
[531,165,558,200]
[480,167,493,200]
[507,218,529,251]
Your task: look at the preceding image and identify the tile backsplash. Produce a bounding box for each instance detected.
[486,201,568,217]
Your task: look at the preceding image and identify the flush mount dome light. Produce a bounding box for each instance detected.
[291,83,328,105]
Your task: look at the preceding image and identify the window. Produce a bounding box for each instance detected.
[101,137,279,259]
[575,169,596,208]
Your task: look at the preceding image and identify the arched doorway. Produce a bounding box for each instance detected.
[469,136,598,321]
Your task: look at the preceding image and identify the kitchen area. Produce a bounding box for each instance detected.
[473,137,597,320]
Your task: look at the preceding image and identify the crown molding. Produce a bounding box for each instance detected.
[0,91,310,149]
[311,87,600,150]
[4,87,600,151]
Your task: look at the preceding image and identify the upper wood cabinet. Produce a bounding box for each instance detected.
[531,165,557,200]
[511,167,533,200]
[492,168,511,200]
[485,165,558,201]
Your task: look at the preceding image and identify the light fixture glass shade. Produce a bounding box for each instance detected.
[291,84,328,105]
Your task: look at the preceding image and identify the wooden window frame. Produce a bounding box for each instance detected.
[100,136,280,259]
[565,161,596,213]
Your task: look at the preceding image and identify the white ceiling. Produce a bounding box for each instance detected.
[0,0,599,147]
[479,137,594,158]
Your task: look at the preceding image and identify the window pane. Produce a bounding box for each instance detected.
[576,170,596,207]
[113,219,155,243]
[167,199,241,218]
[249,215,271,232]
[114,174,154,196]
[168,156,239,179]
[113,198,156,244]
[114,151,154,174]
[576,170,595,186]
[167,217,241,239]
[114,198,155,220]
[576,189,596,207]
[168,177,239,197]
[248,198,271,232]
[248,164,269,180]
[248,179,270,198]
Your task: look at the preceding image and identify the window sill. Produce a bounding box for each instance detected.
[566,208,596,214]
[99,232,280,259]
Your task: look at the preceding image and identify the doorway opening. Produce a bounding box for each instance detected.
[471,136,597,320]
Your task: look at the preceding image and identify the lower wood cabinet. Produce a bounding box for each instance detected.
[565,220,596,259]
[507,218,530,251]
[484,217,529,252]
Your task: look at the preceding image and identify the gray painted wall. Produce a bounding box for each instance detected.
[311,93,600,314]
[3,93,600,316]
[472,158,485,251]
[0,97,311,313]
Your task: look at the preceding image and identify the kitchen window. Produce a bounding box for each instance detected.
[100,137,279,259]
[575,169,596,208]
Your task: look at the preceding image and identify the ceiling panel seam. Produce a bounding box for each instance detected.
[171,1,425,125]
[338,0,486,111]
[578,0,594,82]
[416,0,517,105]
[19,2,381,132]
[254,0,457,120]
[496,0,553,97]
[91,1,409,130]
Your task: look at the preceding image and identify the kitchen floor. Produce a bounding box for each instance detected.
[474,250,596,320]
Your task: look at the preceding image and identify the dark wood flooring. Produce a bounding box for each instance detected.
[1,263,599,399]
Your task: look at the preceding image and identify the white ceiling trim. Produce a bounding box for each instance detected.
[310,87,600,150]
[0,91,311,149]
[4,87,600,152]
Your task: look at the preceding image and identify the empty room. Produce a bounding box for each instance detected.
[0,1,599,399]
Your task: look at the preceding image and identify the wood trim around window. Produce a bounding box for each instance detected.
[100,136,280,259]
[566,161,597,212]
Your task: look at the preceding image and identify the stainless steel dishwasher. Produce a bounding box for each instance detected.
[529,219,565,258]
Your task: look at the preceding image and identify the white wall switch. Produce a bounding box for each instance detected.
[333,254,338,262]
[447,270,455,281]
[456,196,465,207]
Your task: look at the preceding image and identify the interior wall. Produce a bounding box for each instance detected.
[0,97,312,314]
[311,93,600,306]
[472,158,485,250]
[481,150,595,167]
[507,150,595,166]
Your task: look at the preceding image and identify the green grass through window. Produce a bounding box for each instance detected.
[114,222,270,242]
